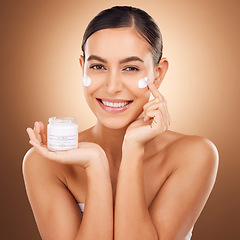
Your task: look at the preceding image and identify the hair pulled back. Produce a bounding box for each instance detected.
[81,6,163,65]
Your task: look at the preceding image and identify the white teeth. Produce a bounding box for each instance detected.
[102,100,130,108]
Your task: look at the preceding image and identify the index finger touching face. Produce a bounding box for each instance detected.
[147,79,165,101]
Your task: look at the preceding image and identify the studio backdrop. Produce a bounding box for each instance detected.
[1,0,239,239]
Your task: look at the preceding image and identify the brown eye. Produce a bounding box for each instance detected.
[90,64,106,70]
[123,66,139,71]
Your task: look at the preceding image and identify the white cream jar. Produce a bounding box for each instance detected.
[47,117,78,151]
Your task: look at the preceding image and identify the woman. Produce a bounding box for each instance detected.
[23,6,219,240]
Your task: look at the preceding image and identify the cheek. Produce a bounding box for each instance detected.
[83,74,104,95]
[125,76,150,94]
[124,78,150,101]
[138,77,148,89]
[83,74,151,101]
[83,74,91,87]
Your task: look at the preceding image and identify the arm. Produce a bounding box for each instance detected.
[23,122,113,240]
[23,148,113,240]
[114,141,158,240]
[114,137,218,240]
[76,158,113,240]
[113,80,170,240]
[114,80,218,239]
[148,137,219,240]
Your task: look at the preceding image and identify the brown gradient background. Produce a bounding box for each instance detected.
[1,0,239,239]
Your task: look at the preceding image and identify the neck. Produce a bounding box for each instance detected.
[91,121,128,166]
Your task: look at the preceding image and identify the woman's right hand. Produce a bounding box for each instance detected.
[26,121,108,170]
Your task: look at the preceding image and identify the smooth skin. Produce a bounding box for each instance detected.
[23,27,219,240]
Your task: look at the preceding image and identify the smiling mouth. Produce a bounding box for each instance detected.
[96,98,133,110]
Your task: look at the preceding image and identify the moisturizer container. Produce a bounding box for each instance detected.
[47,117,78,151]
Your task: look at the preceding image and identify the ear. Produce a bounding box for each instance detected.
[153,57,169,88]
[79,55,85,75]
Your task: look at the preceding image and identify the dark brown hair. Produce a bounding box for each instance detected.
[81,6,163,65]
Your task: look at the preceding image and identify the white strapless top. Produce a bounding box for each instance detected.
[78,203,193,240]
[78,202,85,212]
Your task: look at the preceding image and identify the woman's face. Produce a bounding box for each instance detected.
[80,27,158,129]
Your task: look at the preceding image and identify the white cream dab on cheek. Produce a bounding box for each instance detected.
[138,77,148,88]
[83,74,91,87]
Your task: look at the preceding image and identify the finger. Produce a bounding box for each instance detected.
[143,98,163,121]
[144,101,161,112]
[145,109,167,130]
[143,97,161,112]
[147,79,163,100]
[158,102,170,128]
[29,139,57,160]
[29,136,74,163]
[145,103,169,129]
[163,102,172,127]
[34,122,42,143]
[144,109,161,126]
[29,139,43,153]
[147,81,167,106]
[29,139,40,148]
[144,101,161,121]
[26,127,38,142]
[145,106,164,125]
[38,121,47,144]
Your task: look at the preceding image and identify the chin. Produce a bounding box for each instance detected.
[98,116,134,130]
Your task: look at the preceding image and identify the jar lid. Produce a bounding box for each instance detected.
[48,116,77,125]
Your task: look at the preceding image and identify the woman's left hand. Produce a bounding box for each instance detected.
[124,79,171,147]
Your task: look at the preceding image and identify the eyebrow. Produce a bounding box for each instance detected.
[119,56,144,64]
[86,55,144,64]
[87,55,107,63]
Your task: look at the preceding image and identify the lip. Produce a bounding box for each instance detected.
[97,98,133,113]
[100,98,132,103]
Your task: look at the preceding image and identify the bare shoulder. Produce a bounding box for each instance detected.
[23,147,46,174]
[22,150,82,239]
[165,131,219,172]
[149,132,219,239]
[150,130,219,171]
[22,147,66,183]
[23,147,53,171]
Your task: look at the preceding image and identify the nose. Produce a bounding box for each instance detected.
[105,71,123,95]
